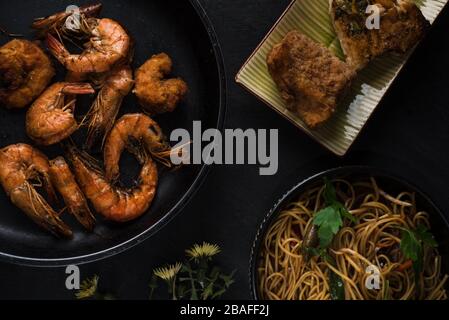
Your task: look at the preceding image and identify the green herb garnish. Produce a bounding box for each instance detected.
[400,225,437,275]
[383,280,391,300]
[307,179,358,300]
[313,179,357,249]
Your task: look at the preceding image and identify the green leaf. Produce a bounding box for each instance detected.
[415,224,438,248]
[177,284,187,299]
[311,179,357,250]
[329,269,345,300]
[148,274,159,300]
[400,225,438,296]
[323,253,345,300]
[303,247,321,259]
[336,203,358,224]
[209,267,221,281]
[313,206,343,248]
[201,281,215,300]
[211,288,227,299]
[220,270,236,288]
[323,178,337,205]
[400,228,421,262]
[383,280,390,300]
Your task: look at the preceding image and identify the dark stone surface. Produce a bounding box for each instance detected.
[1,0,449,299]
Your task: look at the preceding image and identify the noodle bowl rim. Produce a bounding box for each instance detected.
[249,166,449,300]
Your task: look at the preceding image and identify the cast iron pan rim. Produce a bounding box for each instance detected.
[248,165,449,300]
[0,0,227,267]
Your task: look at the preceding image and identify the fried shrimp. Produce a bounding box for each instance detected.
[0,144,72,238]
[32,3,103,38]
[134,53,188,114]
[104,113,170,182]
[0,39,55,109]
[85,65,134,149]
[49,157,95,231]
[46,16,131,74]
[65,144,158,223]
[26,82,95,146]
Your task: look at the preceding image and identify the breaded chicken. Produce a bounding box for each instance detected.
[267,30,356,128]
[134,53,188,115]
[331,0,430,70]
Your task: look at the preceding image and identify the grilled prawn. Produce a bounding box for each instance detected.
[0,144,72,237]
[85,65,134,149]
[32,3,103,38]
[49,157,95,231]
[104,113,171,182]
[66,144,158,223]
[26,82,95,146]
[46,16,131,74]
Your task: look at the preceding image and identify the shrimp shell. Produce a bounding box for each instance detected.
[26,82,95,146]
[104,113,170,182]
[47,17,131,74]
[49,157,95,231]
[85,65,134,149]
[66,145,158,223]
[0,144,72,238]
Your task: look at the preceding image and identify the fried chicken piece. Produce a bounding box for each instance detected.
[331,0,430,70]
[0,39,55,109]
[134,53,188,115]
[267,31,356,128]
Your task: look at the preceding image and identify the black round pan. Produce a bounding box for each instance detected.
[0,0,225,265]
[249,166,449,300]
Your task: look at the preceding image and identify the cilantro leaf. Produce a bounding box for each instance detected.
[400,228,421,262]
[323,178,337,205]
[415,224,438,248]
[336,203,358,224]
[313,206,343,248]
[311,179,357,249]
[400,225,437,276]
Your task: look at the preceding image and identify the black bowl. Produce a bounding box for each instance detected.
[249,166,449,300]
[0,0,226,266]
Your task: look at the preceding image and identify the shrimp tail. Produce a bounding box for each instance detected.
[62,83,95,95]
[10,183,73,238]
[70,201,96,231]
[64,142,103,174]
[84,92,119,150]
[43,173,59,205]
[49,157,96,232]
[46,33,70,66]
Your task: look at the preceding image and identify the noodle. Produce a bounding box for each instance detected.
[258,178,448,300]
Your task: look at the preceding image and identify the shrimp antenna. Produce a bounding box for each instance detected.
[0,25,23,38]
[152,141,192,170]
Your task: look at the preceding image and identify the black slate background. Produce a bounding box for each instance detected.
[1,0,449,299]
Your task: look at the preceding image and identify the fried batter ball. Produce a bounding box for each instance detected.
[134,53,188,114]
[0,39,55,109]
